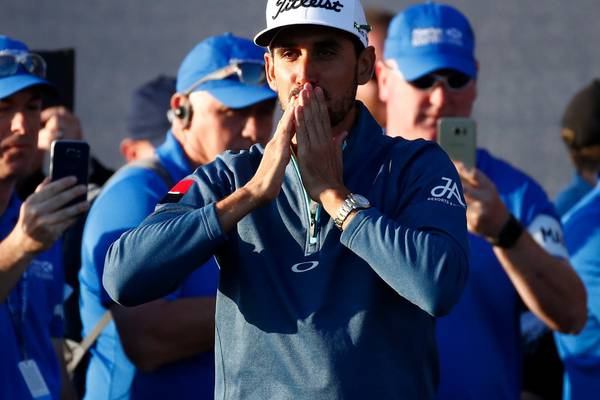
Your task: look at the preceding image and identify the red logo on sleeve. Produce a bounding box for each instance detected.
[159,179,195,204]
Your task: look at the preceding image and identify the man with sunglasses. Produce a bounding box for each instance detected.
[0,35,86,400]
[79,33,276,400]
[377,3,587,399]
[104,0,470,398]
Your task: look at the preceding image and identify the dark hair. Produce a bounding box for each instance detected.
[364,7,394,32]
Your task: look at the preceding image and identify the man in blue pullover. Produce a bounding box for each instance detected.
[104,0,470,398]
[80,34,276,399]
[376,2,587,399]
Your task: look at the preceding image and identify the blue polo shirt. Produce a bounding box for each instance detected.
[435,149,568,400]
[554,173,595,217]
[554,183,600,400]
[1,193,65,400]
[79,131,219,399]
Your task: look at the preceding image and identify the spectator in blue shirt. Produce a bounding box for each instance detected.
[555,79,600,216]
[555,183,600,399]
[0,34,88,400]
[377,3,587,399]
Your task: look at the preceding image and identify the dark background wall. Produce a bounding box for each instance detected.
[3,0,600,196]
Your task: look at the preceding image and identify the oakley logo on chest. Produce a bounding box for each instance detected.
[272,0,344,20]
[429,177,466,207]
[291,261,320,273]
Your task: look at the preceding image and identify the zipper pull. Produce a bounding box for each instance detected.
[309,201,319,245]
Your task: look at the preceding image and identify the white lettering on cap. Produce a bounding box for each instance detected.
[412,27,465,47]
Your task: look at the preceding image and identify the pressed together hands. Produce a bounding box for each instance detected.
[216,82,352,232]
[239,81,508,236]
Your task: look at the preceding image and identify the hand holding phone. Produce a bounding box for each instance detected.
[436,117,477,168]
[49,140,90,206]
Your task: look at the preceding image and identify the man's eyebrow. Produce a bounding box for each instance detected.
[29,92,42,102]
[314,38,342,49]
[272,37,342,51]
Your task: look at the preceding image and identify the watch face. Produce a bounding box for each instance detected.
[352,194,370,208]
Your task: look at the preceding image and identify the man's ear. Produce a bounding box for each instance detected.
[170,93,186,110]
[264,52,277,91]
[119,138,136,163]
[375,60,390,102]
[356,46,376,85]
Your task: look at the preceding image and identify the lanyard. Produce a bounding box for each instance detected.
[6,273,29,360]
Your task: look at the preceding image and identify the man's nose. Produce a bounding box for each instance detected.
[242,113,272,145]
[294,54,318,86]
[429,82,449,109]
[11,111,28,135]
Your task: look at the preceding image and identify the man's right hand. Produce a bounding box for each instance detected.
[15,176,89,255]
[215,98,297,234]
[244,97,296,204]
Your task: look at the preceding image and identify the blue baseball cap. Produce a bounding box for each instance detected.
[384,2,476,81]
[0,35,54,100]
[126,75,175,144]
[176,33,276,109]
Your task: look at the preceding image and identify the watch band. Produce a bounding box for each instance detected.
[334,194,370,230]
[488,213,524,248]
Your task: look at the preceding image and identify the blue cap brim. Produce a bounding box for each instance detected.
[391,53,477,82]
[0,74,55,100]
[201,80,276,109]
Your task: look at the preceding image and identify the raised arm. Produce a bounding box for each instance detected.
[292,83,469,316]
[457,163,587,333]
[103,98,298,306]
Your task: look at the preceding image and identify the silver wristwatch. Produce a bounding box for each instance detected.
[334,193,371,230]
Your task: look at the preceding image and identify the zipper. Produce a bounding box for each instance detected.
[290,154,321,255]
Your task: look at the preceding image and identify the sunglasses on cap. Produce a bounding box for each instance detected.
[184,59,266,95]
[409,70,472,92]
[0,50,47,79]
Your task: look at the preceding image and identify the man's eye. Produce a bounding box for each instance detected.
[279,50,298,60]
[317,47,337,58]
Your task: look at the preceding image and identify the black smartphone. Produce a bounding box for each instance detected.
[437,117,477,168]
[49,140,90,206]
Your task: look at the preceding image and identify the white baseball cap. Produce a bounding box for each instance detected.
[254,0,370,48]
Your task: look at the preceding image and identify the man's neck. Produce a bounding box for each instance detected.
[0,179,16,215]
[579,169,599,187]
[333,104,358,137]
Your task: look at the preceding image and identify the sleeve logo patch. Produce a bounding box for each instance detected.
[428,177,466,208]
[159,178,195,204]
[528,214,569,259]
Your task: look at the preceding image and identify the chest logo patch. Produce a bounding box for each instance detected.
[291,261,319,273]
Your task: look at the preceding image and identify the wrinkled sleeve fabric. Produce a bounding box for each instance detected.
[341,144,469,317]
[103,156,237,306]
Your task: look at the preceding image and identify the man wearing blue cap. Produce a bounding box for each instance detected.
[103,0,470,398]
[120,75,176,163]
[0,35,87,399]
[79,33,276,399]
[377,2,587,399]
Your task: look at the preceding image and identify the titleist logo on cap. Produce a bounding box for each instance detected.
[272,0,344,20]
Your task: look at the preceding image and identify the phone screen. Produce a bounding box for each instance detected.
[436,117,477,168]
[49,140,90,205]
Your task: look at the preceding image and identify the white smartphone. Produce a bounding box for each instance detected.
[436,117,477,168]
